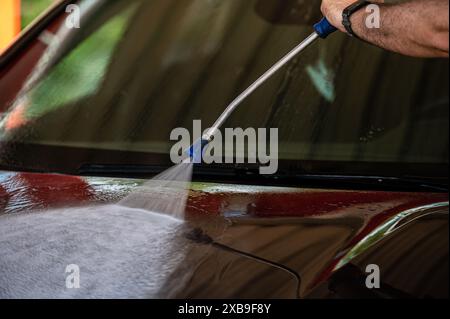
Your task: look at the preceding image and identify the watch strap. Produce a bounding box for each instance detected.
[342,0,372,38]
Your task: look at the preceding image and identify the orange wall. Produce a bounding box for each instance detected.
[0,0,21,52]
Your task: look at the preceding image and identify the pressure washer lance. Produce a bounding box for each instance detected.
[186,17,337,163]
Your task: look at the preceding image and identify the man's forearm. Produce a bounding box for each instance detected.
[321,0,449,58]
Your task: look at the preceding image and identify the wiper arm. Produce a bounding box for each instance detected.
[284,174,449,192]
[78,164,170,177]
[79,163,448,192]
[382,176,448,192]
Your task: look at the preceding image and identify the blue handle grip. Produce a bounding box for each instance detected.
[314,17,338,39]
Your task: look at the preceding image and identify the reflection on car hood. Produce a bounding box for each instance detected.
[0,171,448,298]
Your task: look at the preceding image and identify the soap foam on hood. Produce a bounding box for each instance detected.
[0,204,191,299]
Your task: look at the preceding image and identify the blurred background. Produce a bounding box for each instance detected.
[0,0,54,51]
[21,0,54,28]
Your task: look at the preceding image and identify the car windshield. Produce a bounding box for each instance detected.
[0,0,448,180]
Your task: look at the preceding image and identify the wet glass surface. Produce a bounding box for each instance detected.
[0,0,448,176]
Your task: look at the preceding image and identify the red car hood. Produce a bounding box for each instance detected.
[0,171,448,298]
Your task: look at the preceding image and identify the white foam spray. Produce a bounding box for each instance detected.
[0,163,196,298]
[0,204,192,299]
[119,162,194,220]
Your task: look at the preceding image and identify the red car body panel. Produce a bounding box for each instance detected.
[0,171,447,298]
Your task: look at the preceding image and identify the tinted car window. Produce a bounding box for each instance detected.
[0,0,448,177]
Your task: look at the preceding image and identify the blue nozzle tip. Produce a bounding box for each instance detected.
[187,139,209,163]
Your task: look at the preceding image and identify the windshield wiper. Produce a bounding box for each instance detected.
[78,164,170,176]
[286,174,448,192]
[78,163,448,192]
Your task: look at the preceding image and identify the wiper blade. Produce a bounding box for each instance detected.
[78,164,170,177]
[287,174,449,192]
[78,163,448,192]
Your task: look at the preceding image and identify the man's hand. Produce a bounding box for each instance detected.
[320,0,385,33]
[319,0,448,58]
[320,0,358,32]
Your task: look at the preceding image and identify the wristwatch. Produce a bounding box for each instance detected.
[342,0,372,38]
